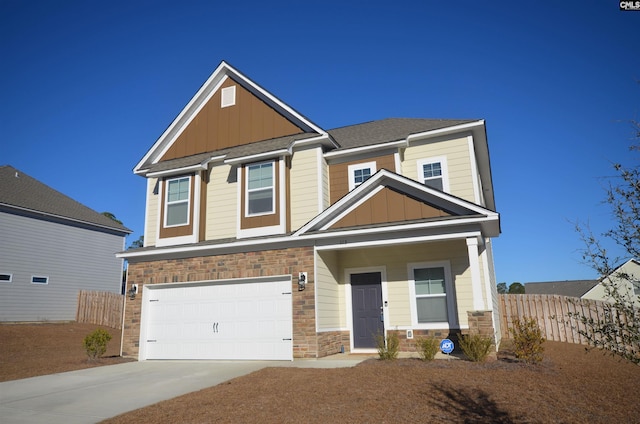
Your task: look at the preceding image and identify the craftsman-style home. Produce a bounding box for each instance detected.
[118,61,501,360]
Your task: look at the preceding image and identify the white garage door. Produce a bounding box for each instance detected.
[140,277,293,361]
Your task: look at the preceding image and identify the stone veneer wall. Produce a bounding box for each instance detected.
[122,246,317,359]
[317,331,351,356]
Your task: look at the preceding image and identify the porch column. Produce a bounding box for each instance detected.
[466,237,485,310]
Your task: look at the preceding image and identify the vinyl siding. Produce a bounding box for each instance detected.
[338,240,473,328]
[290,147,321,230]
[316,250,344,330]
[206,164,237,240]
[0,211,125,322]
[144,178,158,247]
[321,156,330,210]
[402,135,476,203]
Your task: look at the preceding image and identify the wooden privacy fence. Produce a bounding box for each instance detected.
[499,294,610,344]
[76,290,124,329]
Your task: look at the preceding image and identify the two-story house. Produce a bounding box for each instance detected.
[1,165,131,322]
[118,61,501,361]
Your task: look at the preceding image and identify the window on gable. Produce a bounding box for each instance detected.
[246,161,275,215]
[165,176,191,227]
[417,157,448,192]
[0,273,12,283]
[348,161,377,191]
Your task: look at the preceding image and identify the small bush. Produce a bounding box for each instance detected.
[83,329,112,360]
[510,318,545,364]
[375,331,400,360]
[459,333,493,362]
[416,337,440,361]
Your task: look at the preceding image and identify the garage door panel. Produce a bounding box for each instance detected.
[143,279,293,360]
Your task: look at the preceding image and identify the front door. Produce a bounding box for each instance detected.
[351,272,383,349]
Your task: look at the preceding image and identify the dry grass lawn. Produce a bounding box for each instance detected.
[1,323,639,423]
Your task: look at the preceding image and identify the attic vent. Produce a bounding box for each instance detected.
[221,85,236,108]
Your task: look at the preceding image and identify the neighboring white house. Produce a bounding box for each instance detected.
[525,259,640,308]
[582,259,640,307]
[0,165,131,322]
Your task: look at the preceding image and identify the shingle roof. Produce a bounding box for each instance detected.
[142,133,320,174]
[327,118,477,150]
[143,118,479,174]
[524,280,599,297]
[0,165,131,234]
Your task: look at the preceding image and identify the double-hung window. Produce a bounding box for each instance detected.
[408,261,453,326]
[417,157,448,192]
[246,162,275,215]
[348,161,376,191]
[165,176,190,227]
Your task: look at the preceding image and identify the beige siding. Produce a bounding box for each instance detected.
[339,240,473,328]
[290,147,321,230]
[144,178,158,247]
[316,250,345,330]
[321,156,330,210]
[401,135,476,204]
[205,164,237,240]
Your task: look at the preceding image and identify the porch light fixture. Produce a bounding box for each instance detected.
[298,272,307,291]
[128,284,138,300]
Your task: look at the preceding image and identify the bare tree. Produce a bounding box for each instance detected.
[572,120,640,365]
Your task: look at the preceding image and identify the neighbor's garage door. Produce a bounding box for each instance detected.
[141,278,293,360]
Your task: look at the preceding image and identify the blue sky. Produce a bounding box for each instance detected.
[1,1,638,285]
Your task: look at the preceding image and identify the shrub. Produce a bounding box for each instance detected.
[375,331,400,360]
[510,317,545,364]
[416,337,440,361]
[459,333,493,362]
[83,329,112,360]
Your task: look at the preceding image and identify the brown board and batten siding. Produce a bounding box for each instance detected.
[329,154,396,203]
[160,78,304,161]
[330,187,451,229]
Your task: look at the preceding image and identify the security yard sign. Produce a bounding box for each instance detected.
[440,338,454,354]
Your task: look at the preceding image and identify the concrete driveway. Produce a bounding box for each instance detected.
[0,356,369,424]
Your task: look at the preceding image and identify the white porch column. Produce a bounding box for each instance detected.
[467,237,485,310]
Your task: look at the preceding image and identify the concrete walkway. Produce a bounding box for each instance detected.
[0,355,369,424]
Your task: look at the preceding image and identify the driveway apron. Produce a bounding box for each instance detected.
[0,355,368,424]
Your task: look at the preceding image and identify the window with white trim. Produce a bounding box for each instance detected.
[246,161,275,215]
[31,276,49,285]
[0,273,12,283]
[165,176,191,227]
[408,261,454,327]
[413,267,448,322]
[348,161,376,191]
[417,157,449,192]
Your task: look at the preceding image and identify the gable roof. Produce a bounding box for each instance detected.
[327,118,478,150]
[524,280,599,297]
[295,169,499,237]
[0,165,131,235]
[135,61,332,174]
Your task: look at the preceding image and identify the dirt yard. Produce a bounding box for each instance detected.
[0,322,130,382]
[2,323,639,423]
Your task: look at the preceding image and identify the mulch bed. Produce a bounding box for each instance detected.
[103,341,639,424]
[1,323,638,423]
